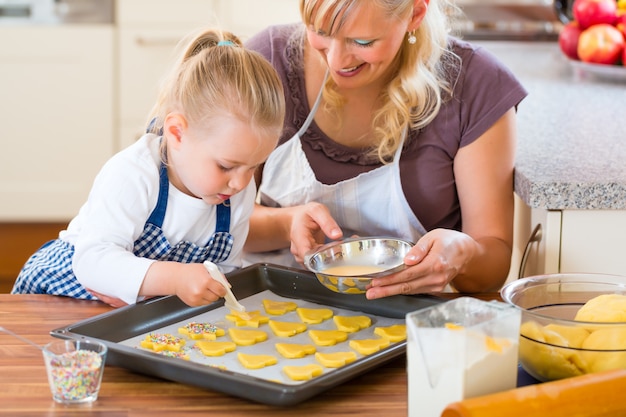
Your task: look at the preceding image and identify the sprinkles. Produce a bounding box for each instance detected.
[156,349,191,360]
[178,322,225,340]
[140,333,186,352]
[185,321,217,334]
[45,350,103,402]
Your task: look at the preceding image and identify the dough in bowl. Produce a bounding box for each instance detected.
[575,294,626,322]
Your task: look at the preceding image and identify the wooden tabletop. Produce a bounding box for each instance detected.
[0,293,501,416]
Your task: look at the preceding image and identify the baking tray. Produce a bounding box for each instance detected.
[51,263,445,406]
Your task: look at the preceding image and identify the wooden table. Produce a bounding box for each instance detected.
[0,293,500,416]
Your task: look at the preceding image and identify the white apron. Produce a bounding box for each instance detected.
[245,77,426,267]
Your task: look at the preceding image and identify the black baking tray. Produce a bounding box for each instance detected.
[51,263,445,406]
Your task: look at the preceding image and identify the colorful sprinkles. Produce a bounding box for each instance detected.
[46,350,103,402]
[155,349,190,360]
[140,333,185,352]
[178,322,224,340]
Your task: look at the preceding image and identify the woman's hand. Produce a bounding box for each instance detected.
[288,202,343,264]
[365,229,478,299]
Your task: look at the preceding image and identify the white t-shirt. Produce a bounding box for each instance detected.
[59,134,255,304]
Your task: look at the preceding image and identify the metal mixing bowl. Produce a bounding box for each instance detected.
[501,273,626,381]
[303,237,414,295]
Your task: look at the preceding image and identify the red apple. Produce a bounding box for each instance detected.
[573,0,617,29]
[577,23,625,64]
[616,13,626,38]
[559,21,583,59]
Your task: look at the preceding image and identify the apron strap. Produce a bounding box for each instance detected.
[146,161,231,233]
[145,161,169,227]
[214,200,231,233]
[297,70,329,137]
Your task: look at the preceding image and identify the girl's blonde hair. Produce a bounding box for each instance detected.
[300,0,459,163]
[147,28,285,151]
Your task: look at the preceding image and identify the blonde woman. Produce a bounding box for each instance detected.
[13,28,285,307]
[244,0,527,298]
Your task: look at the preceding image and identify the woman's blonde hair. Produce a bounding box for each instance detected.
[147,28,285,152]
[300,0,459,163]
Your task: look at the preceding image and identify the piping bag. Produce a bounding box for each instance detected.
[203,261,249,318]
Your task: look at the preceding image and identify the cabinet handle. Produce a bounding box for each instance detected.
[518,223,542,279]
[135,36,180,47]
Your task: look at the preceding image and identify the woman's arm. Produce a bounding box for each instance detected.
[451,107,517,292]
[366,108,517,298]
[245,201,343,262]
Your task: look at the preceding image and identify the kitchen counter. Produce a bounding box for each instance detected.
[5,294,626,416]
[0,293,499,415]
[477,41,626,210]
[0,294,406,415]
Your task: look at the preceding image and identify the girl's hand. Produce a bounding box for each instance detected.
[288,202,343,264]
[173,263,228,307]
[365,229,478,299]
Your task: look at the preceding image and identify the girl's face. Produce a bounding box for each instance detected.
[305,1,411,90]
[165,113,277,205]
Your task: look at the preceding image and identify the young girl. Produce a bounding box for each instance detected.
[12,28,285,307]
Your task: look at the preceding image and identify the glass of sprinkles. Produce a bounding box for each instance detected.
[42,339,107,404]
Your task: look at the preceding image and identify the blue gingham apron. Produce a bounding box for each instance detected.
[12,161,234,299]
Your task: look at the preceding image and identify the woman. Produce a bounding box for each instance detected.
[243,0,528,299]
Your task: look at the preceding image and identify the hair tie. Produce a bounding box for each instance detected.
[217,40,235,46]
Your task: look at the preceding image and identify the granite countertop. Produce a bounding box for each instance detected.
[477,41,626,210]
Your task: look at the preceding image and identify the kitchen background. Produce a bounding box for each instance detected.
[0,0,572,292]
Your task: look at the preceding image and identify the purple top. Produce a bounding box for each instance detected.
[246,24,528,232]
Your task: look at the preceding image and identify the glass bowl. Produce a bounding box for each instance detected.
[500,273,626,382]
[303,237,413,294]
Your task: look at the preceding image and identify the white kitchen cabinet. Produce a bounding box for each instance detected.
[116,0,300,150]
[215,0,300,39]
[0,25,114,221]
[116,0,221,150]
[1,0,306,221]
[513,195,626,279]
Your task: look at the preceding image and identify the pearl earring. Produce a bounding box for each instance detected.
[407,31,416,44]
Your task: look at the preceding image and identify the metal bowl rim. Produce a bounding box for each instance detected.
[303,236,414,275]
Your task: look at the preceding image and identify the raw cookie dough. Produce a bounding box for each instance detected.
[349,338,390,355]
[308,329,348,346]
[575,294,626,322]
[315,351,357,368]
[178,322,225,340]
[520,293,626,379]
[581,327,626,373]
[297,307,334,324]
[269,320,307,337]
[228,328,268,346]
[262,299,298,315]
[275,343,316,359]
[237,352,278,369]
[333,315,372,332]
[140,333,186,352]
[374,324,407,342]
[283,364,324,381]
[226,310,269,327]
[519,321,585,380]
[195,341,237,357]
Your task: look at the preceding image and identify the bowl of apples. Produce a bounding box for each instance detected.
[558,0,626,81]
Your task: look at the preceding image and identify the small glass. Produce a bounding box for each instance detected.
[42,339,107,404]
[406,297,521,417]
